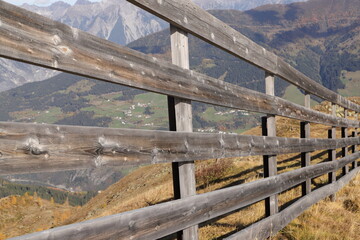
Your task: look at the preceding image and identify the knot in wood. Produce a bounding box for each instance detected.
[52,34,62,45]
[23,138,48,156]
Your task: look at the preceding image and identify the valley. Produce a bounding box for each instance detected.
[0,0,359,201]
[0,0,359,238]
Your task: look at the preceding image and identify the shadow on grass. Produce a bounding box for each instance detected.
[198,150,334,191]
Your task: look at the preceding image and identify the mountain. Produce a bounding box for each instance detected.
[0,0,358,193]
[0,0,309,92]
[21,0,166,46]
[0,73,260,192]
[129,0,360,93]
[193,0,308,10]
[0,0,166,92]
[238,0,360,91]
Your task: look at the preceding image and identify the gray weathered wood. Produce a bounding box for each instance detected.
[301,93,311,196]
[1,121,359,175]
[328,104,337,201]
[169,24,198,239]
[224,167,360,240]
[127,0,360,113]
[355,112,359,158]
[9,152,360,240]
[1,2,359,239]
[0,1,359,128]
[352,131,357,169]
[342,109,349,174]
[263,72,278,216]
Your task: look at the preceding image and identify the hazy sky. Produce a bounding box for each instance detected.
[3,0,101,6]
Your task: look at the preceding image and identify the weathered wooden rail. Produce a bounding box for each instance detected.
[0,0,359,239]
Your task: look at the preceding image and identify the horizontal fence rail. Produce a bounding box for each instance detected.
[128,0,360,113]
[9,153,360,240]
[225,167,360,240]
[0,1,359,129]
[1,0,360,239]
[0,121,359,175]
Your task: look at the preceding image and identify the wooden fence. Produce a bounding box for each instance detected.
[0,0,359,239]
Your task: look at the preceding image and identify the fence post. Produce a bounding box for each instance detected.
[300,93,311,196]
[356,112,359,168]
[262,72,278,216]
[168,25,198,240]
[328,103,337,201]
[342,108,349,175]
[351,131,356,169]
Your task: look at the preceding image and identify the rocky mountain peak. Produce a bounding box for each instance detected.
[75,0,93,5]
[50,1,71,8]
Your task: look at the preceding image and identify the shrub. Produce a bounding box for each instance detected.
[196,159,233,187]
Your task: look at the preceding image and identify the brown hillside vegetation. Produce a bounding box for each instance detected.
[0,193,75,239]
[2,97,360,239]
[64,98,360,239]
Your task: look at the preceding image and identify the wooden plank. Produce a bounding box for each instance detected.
[342,109,349,174]
[10,152,360,240]
[356,112,359,169]
[301,93,311,196]
[263,72,278,216]
[352,131,357,169]
[328,104,337,201]
[0,2,359,128]
[169,25,198,239]
[224,167,360,240]
[1,121,360,175]
[127,0,360,113]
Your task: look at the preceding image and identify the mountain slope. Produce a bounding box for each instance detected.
[0,0,166,92]
[43,98,360,239]
[0,195,75,239]
[194,0,308,10]
[2,95,359,238]
[0,0,309,92]
[0,0,358,193]
[129,0,360,93]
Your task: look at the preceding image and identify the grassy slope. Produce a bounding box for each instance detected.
[0,195,76,239]
[64,98,360,239]
[2,77,260,133]
[2,98,360,239]
[339,71,360,97]
[282,85,319,107]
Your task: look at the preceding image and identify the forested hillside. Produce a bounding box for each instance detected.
[129,0,360,94]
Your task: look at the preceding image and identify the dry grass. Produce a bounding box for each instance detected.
[2,98,359,239]
[58,98,360,239]
[0,193,75,239]
[2,150,359,240]
[64,163,174,223]
[276,173,360,240]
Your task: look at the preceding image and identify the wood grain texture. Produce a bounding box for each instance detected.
[10,153,360,240]
[0,1,359,128]
[263,73,278,216]
[352,132,357,169]
[328,103,337,201]
[356,112,359,154]
[224,167,360,240]
[342,109,349,174]
[301,93,311,196]
[1,1,359,239]
[127,0,360,113]
[169,24,198,239]
[1,122,359,175]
